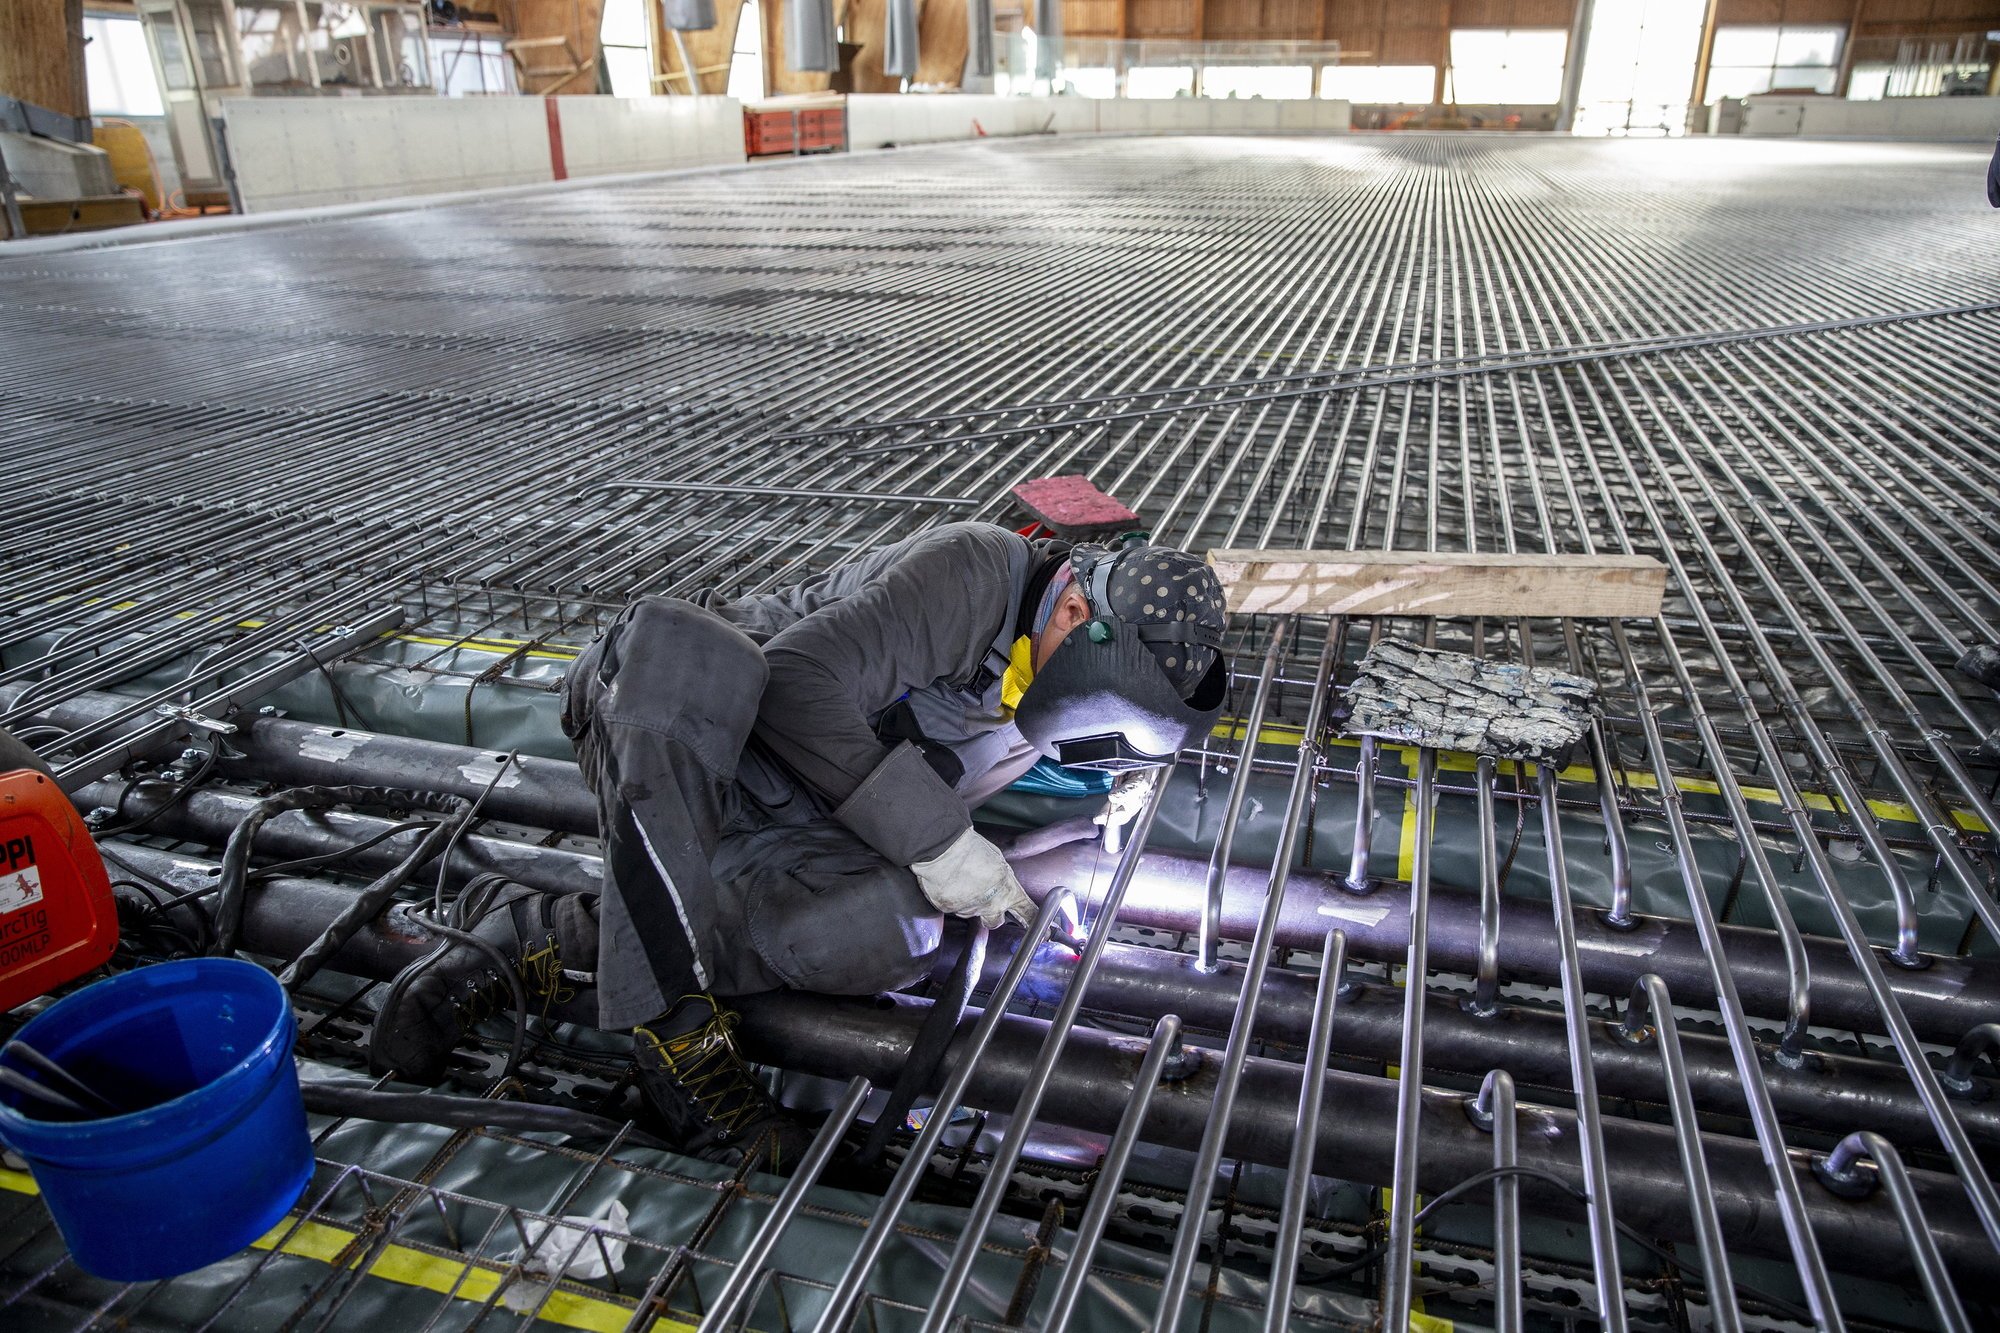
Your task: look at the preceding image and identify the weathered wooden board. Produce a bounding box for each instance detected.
[1205,549,1667,619]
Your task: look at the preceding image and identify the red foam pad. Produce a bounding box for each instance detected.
[1011,475,1140,537]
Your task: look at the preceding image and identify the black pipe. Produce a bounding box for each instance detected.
[55,692,2000,1050]
[88,788,2000,1152]
[1004,839,2000,1052]
[96,846,1995,1289]
[1006,939,2000,1157]
[14,687,597,835]
[730,990,1997,1291]
[40,687,2000,1049]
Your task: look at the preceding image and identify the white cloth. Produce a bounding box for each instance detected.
[503,1200,630,1289]
[911,827,1036,930]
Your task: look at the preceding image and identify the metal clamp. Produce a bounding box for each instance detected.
[154,703,241,737]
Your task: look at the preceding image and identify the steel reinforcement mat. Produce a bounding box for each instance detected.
[5,133,2000,1332]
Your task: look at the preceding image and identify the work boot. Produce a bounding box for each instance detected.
[371,885,592,1082]
[632,994,812,1170]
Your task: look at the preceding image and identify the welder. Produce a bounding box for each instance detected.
[373,522,1228,1165]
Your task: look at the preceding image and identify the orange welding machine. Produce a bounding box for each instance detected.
[0,766,118,1012]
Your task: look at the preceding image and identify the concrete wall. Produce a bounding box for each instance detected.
[219,96,747,213]
[218,92,1349,214]
[1740,94,2000,141]
[844,94,1352,149]
[554,96,746,177]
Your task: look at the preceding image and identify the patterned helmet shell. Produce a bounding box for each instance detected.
[1069,543,1228,698]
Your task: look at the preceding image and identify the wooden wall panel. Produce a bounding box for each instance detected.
[1067,0,1125,35]
[505,0,609,91]
[1128,0,1199,35]
[1510,0,1571,24]
[1376,26,1444,61]
[842,0,898,91]
[1778,0,1854,20]
[1204,0,1318,39]
[1451,0,1513,26]
[0,0,87,118]
[915,0,972,83]
[1716,0,2000,26]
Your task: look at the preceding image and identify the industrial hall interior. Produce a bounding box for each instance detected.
[5,0,2000,1326]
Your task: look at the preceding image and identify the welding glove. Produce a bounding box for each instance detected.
[1093,768,1157,839]
[910,827,1037,930]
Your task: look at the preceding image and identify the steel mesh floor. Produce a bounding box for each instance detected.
[5,133,2000,1332]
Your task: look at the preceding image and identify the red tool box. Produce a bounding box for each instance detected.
[743,98,847,158]
[744,108,799,157]
[797,106,846,153]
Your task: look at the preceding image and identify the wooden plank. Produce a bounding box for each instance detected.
[14,193,146,237]
[1205,549,1667,618]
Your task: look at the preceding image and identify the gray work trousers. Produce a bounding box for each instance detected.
[560,597,945,1030]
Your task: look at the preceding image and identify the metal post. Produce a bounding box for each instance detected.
[1554,0,1598,132]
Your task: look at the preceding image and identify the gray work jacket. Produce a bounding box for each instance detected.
[707,522,1064,866]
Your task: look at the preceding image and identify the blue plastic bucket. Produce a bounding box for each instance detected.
[0,959,313,1280]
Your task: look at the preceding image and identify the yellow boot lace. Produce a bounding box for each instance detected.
[455,934,574,1026]
[633,1000,772,1140]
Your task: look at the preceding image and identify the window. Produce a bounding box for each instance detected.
[1845,48,1988,99]
[600,0,653,97]
[1202,65,1314,99]
[1321,64,1435,103]
[1062,66,1116,97]
[236,1,314,90]
[726,0,765,101]
[1844,63,1889,100]
[1571,0,1705,135]
[1126,66,1193,98]
[1446,28,1567,104]
[430,30,515,95]
[1706,25,1842,98]
[84,13,165,115]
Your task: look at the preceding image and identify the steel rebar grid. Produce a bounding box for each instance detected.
[3,135,2000,1330]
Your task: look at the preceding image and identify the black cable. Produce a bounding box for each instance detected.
[300,1080,665,1150]
[252,818,439,880]
[431,751,517,918]
[89,745,222,837]
[208,784,469,963]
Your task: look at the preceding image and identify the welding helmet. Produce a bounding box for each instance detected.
[1014,544,1229,771]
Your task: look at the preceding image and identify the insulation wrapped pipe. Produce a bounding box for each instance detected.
[660,0,717,29]
[964,0,993,78]
[785,0,839,73]
[1030,0,1060,78]
[881,0,919,80]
